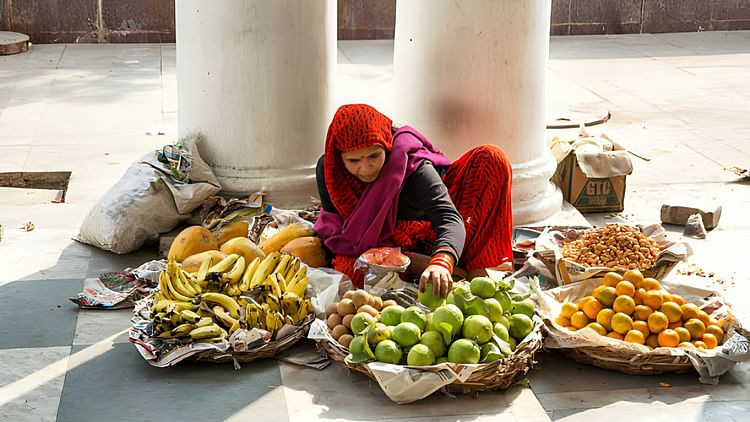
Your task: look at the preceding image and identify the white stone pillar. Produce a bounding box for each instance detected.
[176,0,336,207]
[393,0,561,225]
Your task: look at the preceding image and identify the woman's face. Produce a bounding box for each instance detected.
[341,145,386,183]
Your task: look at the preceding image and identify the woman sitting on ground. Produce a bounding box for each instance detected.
[314,104,513,298]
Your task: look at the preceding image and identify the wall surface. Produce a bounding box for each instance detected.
[1,0,749,43]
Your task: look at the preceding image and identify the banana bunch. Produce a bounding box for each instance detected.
[150,250,313,342]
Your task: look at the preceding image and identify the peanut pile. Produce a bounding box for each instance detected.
[561,224,660,269]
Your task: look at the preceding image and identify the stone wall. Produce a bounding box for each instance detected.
[1,0,749,43]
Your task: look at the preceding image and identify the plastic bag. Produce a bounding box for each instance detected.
[683,213,708,239]
[354,247,410,295]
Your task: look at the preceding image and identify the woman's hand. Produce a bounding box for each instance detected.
[419,264,453,298]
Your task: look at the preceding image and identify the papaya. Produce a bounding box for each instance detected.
[259,223,315,254]
[280,236,327,268]
[181,250,227,273]
[167,226,219,262]
[212,221,250,246]
[220,237,265,264]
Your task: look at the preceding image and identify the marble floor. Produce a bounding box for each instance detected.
[1,31,749,421]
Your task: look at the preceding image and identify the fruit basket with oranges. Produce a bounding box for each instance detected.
[535,269,749,380]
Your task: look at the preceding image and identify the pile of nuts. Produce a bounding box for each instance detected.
[560,224,661,269]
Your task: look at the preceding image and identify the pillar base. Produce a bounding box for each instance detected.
[214,165,317,209]
[511,154,562,225]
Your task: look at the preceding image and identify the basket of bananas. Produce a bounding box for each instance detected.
[131,251,317,365]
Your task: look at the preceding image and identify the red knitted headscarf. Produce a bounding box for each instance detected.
[324,104,394,217]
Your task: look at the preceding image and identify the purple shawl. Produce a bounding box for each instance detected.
[314,126,451,257]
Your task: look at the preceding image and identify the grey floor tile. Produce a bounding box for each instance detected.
[0,279,81,349]
[72,308,132,345]
[528,352,714,395]
[86,244,161,278]
[57,343,286,422]
[280,362,548,421]
[0,346,70,422]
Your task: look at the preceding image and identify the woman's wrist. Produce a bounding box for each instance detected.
[429,252,454,274]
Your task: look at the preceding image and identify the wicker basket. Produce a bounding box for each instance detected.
[320,323,544,394]
[559,346,693,375]
[192,314,315,364]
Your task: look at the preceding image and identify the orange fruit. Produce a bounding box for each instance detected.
[660,302,682,323]
[678,342,696,349]
[555,316,571,327]
[632,320,650,337]
[693,340,707,349]
[603,272,623,287]
[611,312,633,335]
[696,310,711,326]
[680,303,700,321]
[622,269,644,286]
[648,311,669,333]
[715,318,731,331]
[674,327,691,343]
[658,329,680,347]
[634,288,646,305]
[560,302,579,319]
[624,329,646,344]
[633,305,653,321]
[593,286,617,308]
[582,299,603,319]
[570,311,590,329]
[586,322,607,336]
[577,296,596,309]
[615,280,636,297]
[669,294,686,306]
[640,277,661,291]
[645,334,660,348]
[683,318,706,339]
[596,308,615,331]
[702,333,718,349]
[705,324,724,344]
[613,295,636,315]
[642,290,664,310]
[607,331,624,340]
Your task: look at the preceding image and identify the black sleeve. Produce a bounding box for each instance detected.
[315,155,337,213]
[401,162,465,261]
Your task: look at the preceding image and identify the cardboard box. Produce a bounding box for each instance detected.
[550,135,633,213]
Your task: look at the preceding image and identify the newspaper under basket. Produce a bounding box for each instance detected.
[319,322,543,395]
[192,314,315,364]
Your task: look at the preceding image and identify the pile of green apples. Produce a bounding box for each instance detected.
[345,277,536,366]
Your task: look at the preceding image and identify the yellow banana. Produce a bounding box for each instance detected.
[158,272,174,301]
[272,253,292,277]
[208,254,240,274]
[196,254,212,282]
[274,272,288,293]
[172,323,196,337]
[181,270,202,295]
[229,320,241,335]
[179,309,201,324]
[221,256,245,285]
[284,257,301,281]
[161,271,192,302]
[189,324,223,340]
[195,317,214,327]
[265,294,281,313]
[174,268,198,297]
[265,274,282,298]
[213,305,239,328]
[249,252,281,289]
[284,314,295,326]
[151,300,197,313]
[240,257,261,291]
[286,266,308,295]
[200,292,241,318]
[288,276,308,298]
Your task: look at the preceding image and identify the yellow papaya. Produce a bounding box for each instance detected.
[213,221,250,246]
[280,236,327,268]
[167,226,218,262]
[181,250,227,273]
[220,237,266,263]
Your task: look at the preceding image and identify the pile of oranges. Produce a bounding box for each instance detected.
[556,270,727,350]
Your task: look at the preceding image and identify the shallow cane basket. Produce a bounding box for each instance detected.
[320,322,544,394]
[193,314,315,364]
[559,345,692,375]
